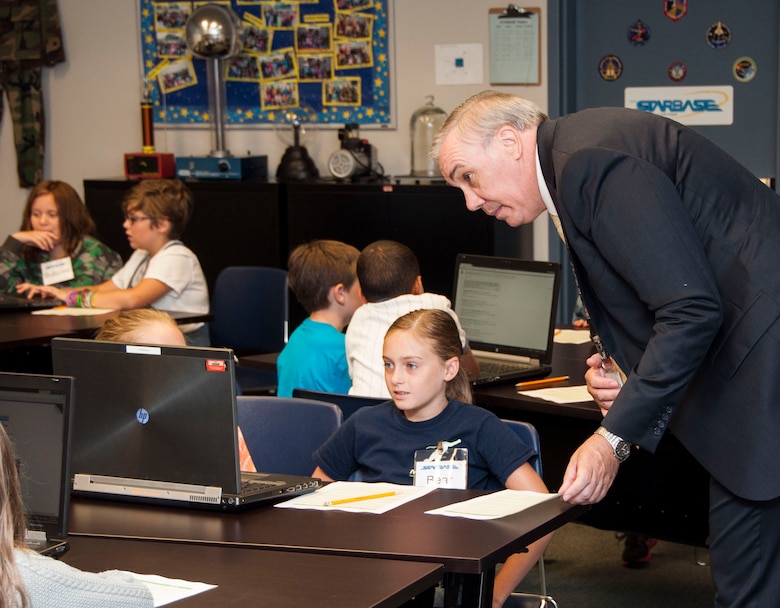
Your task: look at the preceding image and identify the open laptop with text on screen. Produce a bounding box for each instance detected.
[51,338,319,511]
[452,254,561,386]
[0,372,73,558]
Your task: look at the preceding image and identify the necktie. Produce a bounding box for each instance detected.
[550,214,566,243]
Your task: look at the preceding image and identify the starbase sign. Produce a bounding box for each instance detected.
[624,85,733,126]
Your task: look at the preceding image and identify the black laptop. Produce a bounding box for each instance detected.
[452,254,561,386]
[0,293,62,311]
[51,338,319,510]
[0,372,73,557]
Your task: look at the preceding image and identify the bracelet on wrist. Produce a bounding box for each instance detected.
[66,289,94,308]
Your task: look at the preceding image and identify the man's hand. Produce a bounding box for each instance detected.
[558,434,620,504]
[585,353,622,416]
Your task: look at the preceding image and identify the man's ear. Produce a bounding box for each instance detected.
[411,275,424,295]
[496,125,521,159]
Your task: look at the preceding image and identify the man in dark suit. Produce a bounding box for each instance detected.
[432,90,780,606]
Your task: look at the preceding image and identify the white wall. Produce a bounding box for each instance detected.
[0,0,549,253]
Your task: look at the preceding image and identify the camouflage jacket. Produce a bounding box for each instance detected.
[0,234,123,293]
[0,0,65,66]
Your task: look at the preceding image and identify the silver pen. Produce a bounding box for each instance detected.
[591,334,624,387]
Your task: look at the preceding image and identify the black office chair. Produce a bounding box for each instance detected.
[292,388,386,420]
[236,396,342,476]
[210,266,288,394]
[501,419,557,608]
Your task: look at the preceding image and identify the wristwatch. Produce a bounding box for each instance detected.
[594,426,631,462]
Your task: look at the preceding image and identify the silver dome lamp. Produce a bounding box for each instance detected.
[184,4,243,158]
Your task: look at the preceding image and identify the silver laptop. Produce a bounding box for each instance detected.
[51,338,319,511]
[0,372,73,557]
[452,254,561,386]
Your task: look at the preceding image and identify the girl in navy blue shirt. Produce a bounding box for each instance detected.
[313,308,553,608]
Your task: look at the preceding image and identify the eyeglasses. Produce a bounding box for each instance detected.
[125,215,154,225]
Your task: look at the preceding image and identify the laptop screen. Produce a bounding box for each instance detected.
[452,254,561,361]
[51,338,240,494]
[0,372,73,541]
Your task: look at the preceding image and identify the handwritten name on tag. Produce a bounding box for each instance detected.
[413,446,468,489]
[41,257,75,286]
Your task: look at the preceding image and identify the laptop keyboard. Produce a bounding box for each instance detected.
[240,479,277,492]
[478,360,528,377]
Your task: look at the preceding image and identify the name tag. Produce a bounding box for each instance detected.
[41,257,75,286]
[413,444,468,489]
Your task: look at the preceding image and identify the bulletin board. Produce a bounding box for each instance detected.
[546,0,780,326]
[548,0,779,179]
[139,0,392,127]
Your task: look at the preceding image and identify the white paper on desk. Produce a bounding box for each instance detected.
[425,489,561,520]
[553,328,592,345]
[517,385,593,404]
[31,306,115,316]
[133,573,216,607]
[275,481,434,514]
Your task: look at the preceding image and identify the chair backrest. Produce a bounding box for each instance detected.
[236,396,342,476]
[292,388,386,421]
[210,266,288,353]
[500,419,552,605]
[501,419,543,478]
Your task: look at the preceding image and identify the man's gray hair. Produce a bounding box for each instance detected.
[430,90,548,161]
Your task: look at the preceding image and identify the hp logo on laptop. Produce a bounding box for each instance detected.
[136,408,150,425]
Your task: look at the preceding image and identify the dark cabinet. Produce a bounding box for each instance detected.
[282,182,495,299]
[84,179,281,296]
[84,179,512,329]
[280,181,498,327]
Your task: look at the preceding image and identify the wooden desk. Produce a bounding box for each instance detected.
[0,309,211,349]
[475,334,710,547]
[236,334,710,546]
[0,310,213,373]
[70,490,587,608]
[63,536,443,608]
[238,351,278,372]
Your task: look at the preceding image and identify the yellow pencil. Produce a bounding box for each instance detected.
[323,491,397,506]
[515,375,570,389]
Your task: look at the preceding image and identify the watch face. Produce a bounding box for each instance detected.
[615,441,631,461]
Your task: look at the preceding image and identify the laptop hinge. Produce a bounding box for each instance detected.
[475,351,538,365]
[73,473,223,504]
[25,530,47,542]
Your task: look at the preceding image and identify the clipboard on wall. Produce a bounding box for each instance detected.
[489,6,541,85]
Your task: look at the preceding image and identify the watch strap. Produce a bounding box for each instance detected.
[594,426,631,462]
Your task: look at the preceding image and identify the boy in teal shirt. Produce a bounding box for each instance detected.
[277,240,362,397]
